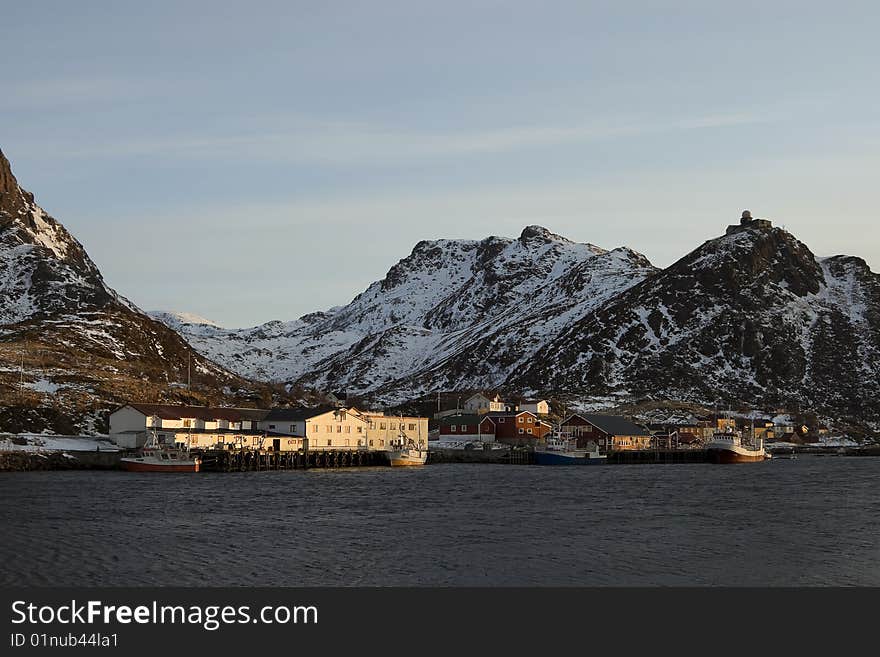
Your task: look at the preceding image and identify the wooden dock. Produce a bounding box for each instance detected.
[607,449,711,464]
[194,448,387,472]
[427,447,535,465]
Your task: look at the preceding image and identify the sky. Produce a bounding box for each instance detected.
[3,1,879,327]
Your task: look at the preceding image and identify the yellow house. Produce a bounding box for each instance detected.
[352,409,429,449]
[262,406,370,450]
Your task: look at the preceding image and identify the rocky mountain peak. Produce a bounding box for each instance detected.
[519,225,569,244]
[679,223,823,298]
[0,148,29,218]
[0,148,15,191]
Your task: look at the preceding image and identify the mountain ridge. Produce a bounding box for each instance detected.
[157,216,880,433]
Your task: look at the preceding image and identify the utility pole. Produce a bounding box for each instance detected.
[19,341,26,399]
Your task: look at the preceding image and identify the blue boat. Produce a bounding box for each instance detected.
[533,437,607,465]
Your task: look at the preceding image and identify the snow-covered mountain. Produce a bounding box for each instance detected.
[153,225,657,396]
[513,220,880,428]
[0,148,287,434]
[158,216,880,430]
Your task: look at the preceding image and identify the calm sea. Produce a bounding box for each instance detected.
[2,457,879,586]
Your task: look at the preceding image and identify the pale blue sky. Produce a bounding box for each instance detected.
[3,1,878,326]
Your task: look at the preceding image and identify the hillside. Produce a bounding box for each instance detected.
[0,148,291,434]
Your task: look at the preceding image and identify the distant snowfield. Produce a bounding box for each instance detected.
[0,434,119,452]
[148,310,223,328]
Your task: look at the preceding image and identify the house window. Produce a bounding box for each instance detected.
[369,440,374,446]
[312,424,318,433]
[326,425,332,433]
[380,422,387,430]
[183,419,192,427]
[357,427,362,433]
[499,418,505,423]
[460,425,467,431]
[327,439,332,446]
[345,426,351,433]
[290,425,295,433]
[408,423,415,431]
[527,428,533,435]
[390,422,397,430]
[380,439,384,447]
[518,429,524,434]
[269,424,276,430]
[345,439,350,446]
[518,417,524,423]
[451,426,457,432]
[527,417,533,424]
[337,426,342,433]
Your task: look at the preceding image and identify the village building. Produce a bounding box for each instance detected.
[110,403,428,452]
[438,413,491,442]
[518,399,550,415]
[352,409,429,450]
[109,403,272,448]
[463,393,517,415]
[264,406,369,451]
[480,410,552,445]
[560,414,652,451]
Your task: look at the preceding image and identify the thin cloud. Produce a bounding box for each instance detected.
[0,77,173,111]
[19,108,780,164]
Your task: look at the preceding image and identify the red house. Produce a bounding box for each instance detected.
[480,411,552,445]
[439,414,494,442]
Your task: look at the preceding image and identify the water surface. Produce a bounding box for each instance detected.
[2,457,879,586]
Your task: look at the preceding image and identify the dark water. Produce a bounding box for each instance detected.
[2,457,879,586]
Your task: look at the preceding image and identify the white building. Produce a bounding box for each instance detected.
[111,403,430,452]
[109,403,268,448]
[520,399,550,415]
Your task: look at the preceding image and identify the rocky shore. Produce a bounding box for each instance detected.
[0,450,122,472]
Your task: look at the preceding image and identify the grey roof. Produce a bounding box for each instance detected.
[575,414,651,436]
[263,406,341,422]
[232,408,272,421]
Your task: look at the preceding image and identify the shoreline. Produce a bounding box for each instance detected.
[0,450,123,472]
[3,443,879,472]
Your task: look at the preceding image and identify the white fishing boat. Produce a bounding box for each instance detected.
[383,434,427,466]
[533,436,606,465]
[120,431,201,472]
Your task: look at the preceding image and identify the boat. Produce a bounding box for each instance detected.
[120,432,201,472]
[384,435,427,467]
[706,428,768,464]
[533,436,607,465]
